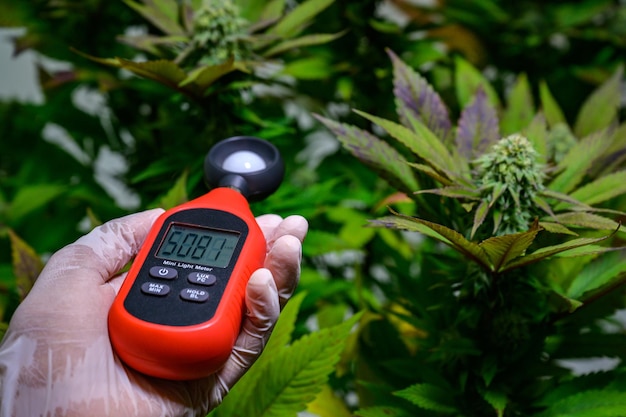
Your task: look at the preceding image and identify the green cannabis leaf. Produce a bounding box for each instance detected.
[212,293,361,417]
[150,170,189,210]
[239,316,358,417]
[535,390,626,417]
[394,383,459,414]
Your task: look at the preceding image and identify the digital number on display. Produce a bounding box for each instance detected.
[156,224,240,268]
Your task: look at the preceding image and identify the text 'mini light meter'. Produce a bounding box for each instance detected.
[108,136,284,380]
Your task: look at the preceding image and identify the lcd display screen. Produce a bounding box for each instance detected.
[156,223,240,268]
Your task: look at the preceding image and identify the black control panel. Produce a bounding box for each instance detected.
[123,208,249,326]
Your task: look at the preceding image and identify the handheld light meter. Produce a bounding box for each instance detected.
[108,136,284,380]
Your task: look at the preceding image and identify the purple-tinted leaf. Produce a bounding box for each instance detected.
[371,210,492,270]
[456,87,500,159]
[539,222,578,235]
[574,65,624,138]
[549,132,611,194]
[354,110,462,181]
[37,67,78,91]
[408,163,453,186]
[388,49,452,139]
[370,216,451,243]
[471,200,490,239]
[553,212,620,231]
[9,230,43,301]
[314,114,419,194]
[479,221,541,272]
[75,48,190,92]
[179,58,238,92]
[118,58,191,91]
[415,186,480,200]
[502,228,618,272]
[117,34,187,56]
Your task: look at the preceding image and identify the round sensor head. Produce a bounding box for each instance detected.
[222,150,267,173]
[204,136,284,202]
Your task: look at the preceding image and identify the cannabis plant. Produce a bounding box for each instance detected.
[79,0,343,101]
[316,51,626,416]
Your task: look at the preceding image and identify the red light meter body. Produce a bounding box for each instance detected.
[108,187,266,380]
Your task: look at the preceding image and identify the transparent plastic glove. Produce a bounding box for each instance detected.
[0,208,307,417]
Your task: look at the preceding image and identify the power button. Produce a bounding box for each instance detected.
[149,266,178,280]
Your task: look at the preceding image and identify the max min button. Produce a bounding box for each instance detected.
[141,282,170,296]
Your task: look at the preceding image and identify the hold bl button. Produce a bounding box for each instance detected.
[180,288,209,303]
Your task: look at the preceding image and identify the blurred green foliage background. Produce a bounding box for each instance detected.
[1,0,626,415]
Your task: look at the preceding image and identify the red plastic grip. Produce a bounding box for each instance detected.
[108,188,266,380]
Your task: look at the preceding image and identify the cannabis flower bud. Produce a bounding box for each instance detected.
[192,0,249,65]
[476,134,545,235]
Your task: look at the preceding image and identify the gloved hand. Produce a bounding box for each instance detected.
[0,208,307,417]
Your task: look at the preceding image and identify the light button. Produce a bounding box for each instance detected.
[149,266,177,280]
